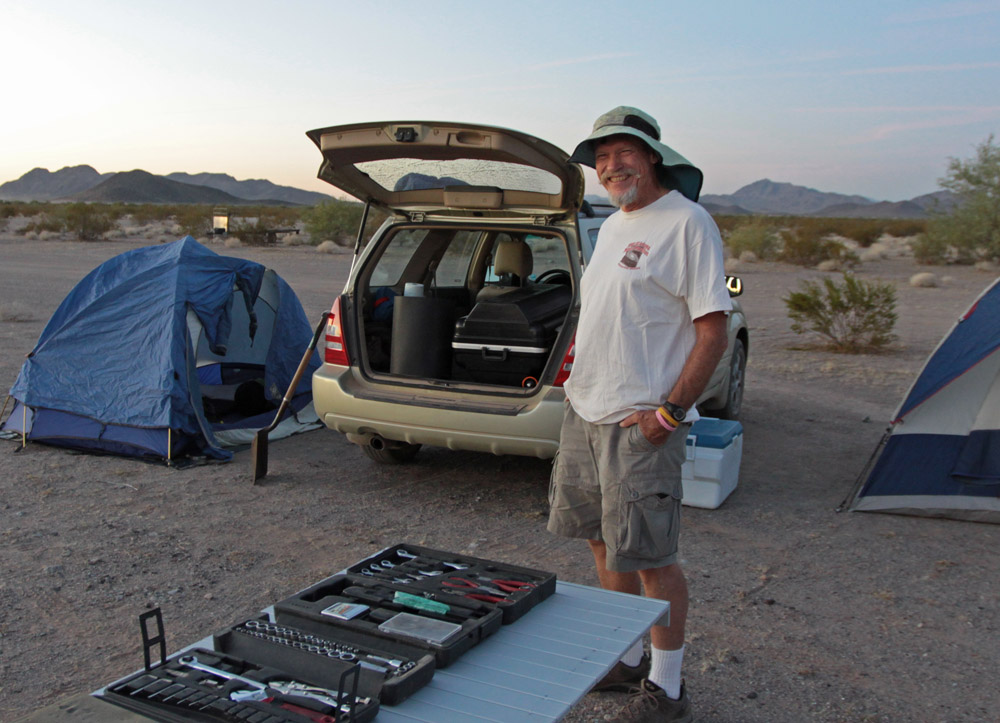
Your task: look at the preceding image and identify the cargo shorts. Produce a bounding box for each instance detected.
[547,402,690,573]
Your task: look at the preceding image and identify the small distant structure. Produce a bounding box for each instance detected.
[211,208,230,235]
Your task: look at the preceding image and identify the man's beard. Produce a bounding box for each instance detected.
[601,169,641,208]
[607,182,639,208]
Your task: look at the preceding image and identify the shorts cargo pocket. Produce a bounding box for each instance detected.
[547,450,602,539]
[614,480,681,563]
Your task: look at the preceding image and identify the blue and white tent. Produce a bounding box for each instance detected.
[847,277,1000,522]
[0,237,320,463]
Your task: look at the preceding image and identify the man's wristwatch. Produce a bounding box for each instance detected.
[659,401,687,425]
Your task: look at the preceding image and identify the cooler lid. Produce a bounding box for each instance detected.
[688,418,743,449]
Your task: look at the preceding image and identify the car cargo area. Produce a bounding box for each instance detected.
[356,225,575,390]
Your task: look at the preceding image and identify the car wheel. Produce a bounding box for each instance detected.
[710,339,746,420]
[362,441,422,464]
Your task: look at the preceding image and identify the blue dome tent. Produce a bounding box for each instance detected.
[844,277,1000,522]
[1,237,321,463]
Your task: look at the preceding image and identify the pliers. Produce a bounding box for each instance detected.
[441,577,509,603]
[476,576,535,594]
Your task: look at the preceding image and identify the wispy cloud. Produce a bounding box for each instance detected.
[525,52,637,71]
[843,108,1000,143]
[839,61,1000,76]
[793,105,1000,113]
[885,1,1000,25]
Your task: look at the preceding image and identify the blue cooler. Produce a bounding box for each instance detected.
[681,418,744,509]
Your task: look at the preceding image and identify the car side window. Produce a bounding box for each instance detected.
[436,230,483,286]
[525,234,568,280]
[368,228,429,286]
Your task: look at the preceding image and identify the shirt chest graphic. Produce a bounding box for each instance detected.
[618,241,650,270]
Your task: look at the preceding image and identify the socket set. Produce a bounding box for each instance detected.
[214,617,434,706]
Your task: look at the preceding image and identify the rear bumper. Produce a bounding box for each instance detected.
[312,365,564,458]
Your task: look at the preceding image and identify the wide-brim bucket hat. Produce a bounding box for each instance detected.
[569,106,704,202]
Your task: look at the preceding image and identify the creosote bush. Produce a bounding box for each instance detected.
[783,273,898,352]
[779,225,858,268]
[303,200,385,246]
[724,218,780,260]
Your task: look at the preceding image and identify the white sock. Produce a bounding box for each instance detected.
[621,639,644,667]
[648,645,684,699]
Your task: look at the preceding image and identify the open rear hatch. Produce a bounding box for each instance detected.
[307,121,583,217]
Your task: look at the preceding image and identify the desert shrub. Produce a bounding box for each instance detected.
[724,217,780,260]
[61,203,117,240]
[835,219,886,247]
[783,272,897,352]
[779,224,859,267]
[303,200,367,246]
[882,219,926,238]
[711,214,746,236]
[131,204,176,225]
[172,205,213,237]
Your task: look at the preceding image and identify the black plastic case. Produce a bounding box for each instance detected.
[348,543,557,625]
[213,615,435,706]
[102,647,379,722]
[274,573,503,668]
[452,284,571,385]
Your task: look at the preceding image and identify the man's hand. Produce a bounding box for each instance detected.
[619,410,670,446]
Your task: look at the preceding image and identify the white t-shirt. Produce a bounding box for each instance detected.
[565,191,732,424]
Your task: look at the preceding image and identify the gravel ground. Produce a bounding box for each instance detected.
[1,231,998,722]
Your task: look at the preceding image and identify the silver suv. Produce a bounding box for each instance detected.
[308,121,747,463]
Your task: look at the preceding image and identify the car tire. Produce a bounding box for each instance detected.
[707,339,746,420]
[362,441,422,464]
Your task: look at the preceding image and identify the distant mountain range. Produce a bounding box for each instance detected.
[697,179,955,219]
[0,165,333,206]
[3,167,954,218]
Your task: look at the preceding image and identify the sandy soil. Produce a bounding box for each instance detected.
[1,228,998,722]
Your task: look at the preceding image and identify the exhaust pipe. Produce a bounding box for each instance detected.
[369,435,386,451]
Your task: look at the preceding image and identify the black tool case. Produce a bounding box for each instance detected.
[213,615,435,706]
[346,542,557,625]
[452,284,572,385]
[102,647,379,722]
[274,573,503,668]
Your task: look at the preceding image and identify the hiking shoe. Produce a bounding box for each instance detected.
[614,679,693,722]
[593,653,650,692]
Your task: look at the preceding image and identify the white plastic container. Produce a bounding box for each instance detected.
[680,418,744,509]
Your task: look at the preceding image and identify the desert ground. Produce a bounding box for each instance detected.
[1,223,998,723]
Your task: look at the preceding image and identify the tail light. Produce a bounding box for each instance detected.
[323,296,350,366]
[552,335,575,387]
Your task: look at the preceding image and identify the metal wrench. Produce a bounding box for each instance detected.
[176,655,267,691]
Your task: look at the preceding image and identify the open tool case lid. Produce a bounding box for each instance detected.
[101,646,380,723]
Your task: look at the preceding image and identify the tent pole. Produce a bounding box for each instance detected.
[21,401,27,449]
[837,428,891,513]
[167,428,172,466]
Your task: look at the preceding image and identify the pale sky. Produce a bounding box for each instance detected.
[2,1,999,202]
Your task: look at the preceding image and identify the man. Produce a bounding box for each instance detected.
[547,107,732,722]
